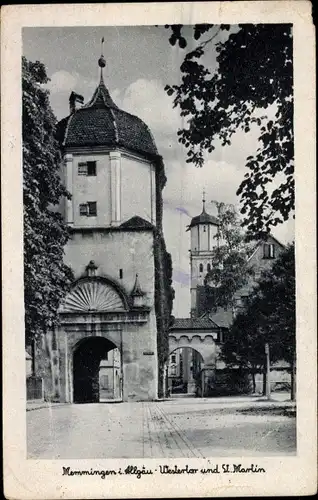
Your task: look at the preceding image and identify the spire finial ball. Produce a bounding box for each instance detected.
[98,55,106,68]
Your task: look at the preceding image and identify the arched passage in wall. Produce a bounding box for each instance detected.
[73,336,120,403]
[167,346,204,395]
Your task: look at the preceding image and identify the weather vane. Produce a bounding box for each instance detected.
[98,37,106,80]
[202,188,206,211]
[101,36,104,56]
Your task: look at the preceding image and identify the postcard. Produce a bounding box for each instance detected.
[2,2,316,498]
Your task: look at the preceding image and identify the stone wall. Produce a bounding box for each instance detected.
[64,229,155,305]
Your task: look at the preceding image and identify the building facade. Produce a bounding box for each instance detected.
[34,51,172,403]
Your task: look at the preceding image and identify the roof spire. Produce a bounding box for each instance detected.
[98,37,106,82]
[131,274,145,297]
[83,39,118,110]
[202,188,206,213]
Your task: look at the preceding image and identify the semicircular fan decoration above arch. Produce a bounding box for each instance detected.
[61,280,126,313]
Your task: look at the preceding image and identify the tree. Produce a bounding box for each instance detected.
[254,242,296,399]
[23,56,73,366]
[164,24,293,239]
[222,243,296,398]
[203,202,256,311]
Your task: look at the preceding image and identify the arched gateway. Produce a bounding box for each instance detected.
[60,277,127,403]
[73,336,118,403]
[37,274,159,403]
[168,316,226,397]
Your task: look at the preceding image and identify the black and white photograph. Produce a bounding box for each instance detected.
[2,2,316,499]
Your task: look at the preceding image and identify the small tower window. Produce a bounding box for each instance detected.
[78,161,97,176]
[119,269,123,279]
[207,263,211,272]
[199,263,203,273]
[263,243,275,259]
[79,202,97,217]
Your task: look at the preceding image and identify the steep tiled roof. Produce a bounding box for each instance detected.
[120,216,154,230]
[56,78,159,158]
[187,209,219,230]
[207,308,233,329]
[171,317,219,330]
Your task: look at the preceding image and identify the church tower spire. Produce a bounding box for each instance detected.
[188,192,220,318]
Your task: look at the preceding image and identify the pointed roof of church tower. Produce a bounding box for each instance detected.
[187,191,219,230]
[56,40,159,158]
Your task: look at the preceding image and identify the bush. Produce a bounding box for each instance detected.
[205,369,252,397]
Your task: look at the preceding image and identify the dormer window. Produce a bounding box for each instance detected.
[78,161,97,176]
[263,243,275,259]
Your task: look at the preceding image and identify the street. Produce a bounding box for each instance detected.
[27,396,296,459]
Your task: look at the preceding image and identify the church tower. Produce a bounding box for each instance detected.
[37,42,172,403]
[187,192,219,318]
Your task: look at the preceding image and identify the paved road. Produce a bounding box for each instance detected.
[27,397,296,459]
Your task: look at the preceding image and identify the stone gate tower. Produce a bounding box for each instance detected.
[36,46,172,403]
[187,192,219,318]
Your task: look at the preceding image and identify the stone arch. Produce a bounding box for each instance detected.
[60,276,129,313]
[72,336,120,403]
[169,344,206,364]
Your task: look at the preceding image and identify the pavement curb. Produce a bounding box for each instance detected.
[26,403,69,412]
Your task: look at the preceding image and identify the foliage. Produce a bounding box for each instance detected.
[23,56,73,346]
[154,161,175,398]
[253,242,296,364]
[222,243,295,372]
[204,202,256,311]
[205,369,252,397]
[164,24,294,238]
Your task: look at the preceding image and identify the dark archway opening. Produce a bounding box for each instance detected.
[73,337,119,403]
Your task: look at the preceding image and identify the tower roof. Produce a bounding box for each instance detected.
[187,192,219,230]
[56,48,159,159]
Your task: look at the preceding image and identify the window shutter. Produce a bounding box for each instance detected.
[87,161,96,176]
[79,203,88,216]
[87,201,97,216]
[78,162,87,175]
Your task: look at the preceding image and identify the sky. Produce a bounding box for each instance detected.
[23,26,294,317]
